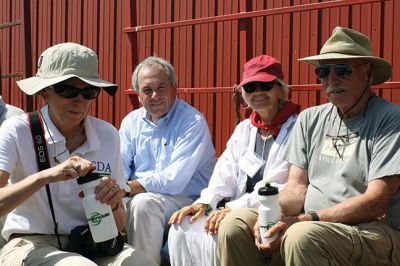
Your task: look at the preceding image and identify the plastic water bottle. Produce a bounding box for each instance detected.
[77,172,118,243]
[258,183,280,244]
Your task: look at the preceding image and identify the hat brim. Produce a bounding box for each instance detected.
[17,74,118,96]
[299,53,392,85]
[238,73,277,89]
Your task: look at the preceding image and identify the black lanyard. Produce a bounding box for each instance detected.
[28,111,62,249]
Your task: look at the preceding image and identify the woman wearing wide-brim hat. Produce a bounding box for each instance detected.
[0,43,156,265]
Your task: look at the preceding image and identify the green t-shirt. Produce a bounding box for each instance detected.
[285,96,400,230]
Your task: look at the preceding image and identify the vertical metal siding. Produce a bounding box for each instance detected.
[1,0,399,157]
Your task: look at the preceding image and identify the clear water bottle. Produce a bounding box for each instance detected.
[77,172,118,243]
[258,183,280,244]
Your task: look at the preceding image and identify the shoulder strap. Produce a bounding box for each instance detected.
[28,111,51,170]
[28,111,62,249]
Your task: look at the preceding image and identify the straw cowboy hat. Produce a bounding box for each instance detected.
[17,42,118,96]
[299,26,392,85]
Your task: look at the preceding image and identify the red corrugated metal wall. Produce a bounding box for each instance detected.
[1,0,399,156]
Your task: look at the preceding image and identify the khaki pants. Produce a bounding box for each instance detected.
[281,220,400,265]
[217,208,284,266]
[217,208,400,266]
[0,234,157,266]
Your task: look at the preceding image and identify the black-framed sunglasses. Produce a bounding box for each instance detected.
[315,64,353,80]
[50,84,101,100]
[315,62,369,80]
[242,81,276,93]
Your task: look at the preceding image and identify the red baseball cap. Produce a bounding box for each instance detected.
[238,55,284,89]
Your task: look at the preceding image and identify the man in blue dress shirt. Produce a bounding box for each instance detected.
[119,56,216,264]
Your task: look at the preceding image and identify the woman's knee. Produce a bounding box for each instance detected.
[168,223,186,246]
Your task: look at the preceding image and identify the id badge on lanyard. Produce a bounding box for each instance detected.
[238,151,265,178]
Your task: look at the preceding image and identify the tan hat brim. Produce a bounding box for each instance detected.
[17,74,118,96]
[299,53,392,85]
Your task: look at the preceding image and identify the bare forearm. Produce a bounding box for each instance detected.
[112,201,127,230]
[0,156,95,217]
[318,194,385,224]
[317,176,399,224]
[278,186,306,216]
[0,171,48,216]
[279,165,309,216]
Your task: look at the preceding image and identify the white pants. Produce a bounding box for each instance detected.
[125,193,193,265]
[168,216,220,266]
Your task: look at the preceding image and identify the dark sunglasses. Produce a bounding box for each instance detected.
[315,62,369,80]
[242,81,276,93]
[50,85,101,100]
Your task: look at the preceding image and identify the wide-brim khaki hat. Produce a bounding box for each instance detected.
[17,42,118,96]
[299,26,392,85]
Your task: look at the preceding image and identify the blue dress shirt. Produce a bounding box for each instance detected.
[119,98,216,200]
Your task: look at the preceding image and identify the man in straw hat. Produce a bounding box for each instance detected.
[218,27,400,265]
[0,42,156,265]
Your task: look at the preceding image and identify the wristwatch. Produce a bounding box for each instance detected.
[123,182,132,198]
[308,211,320,221]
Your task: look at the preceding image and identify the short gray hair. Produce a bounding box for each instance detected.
[131,56,177,91]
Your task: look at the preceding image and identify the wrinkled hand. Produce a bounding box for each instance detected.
[94,175,124,209]
[45,156,96,183]
[204,207,231,235]
[168,203,208,225]
[254,216,300,256]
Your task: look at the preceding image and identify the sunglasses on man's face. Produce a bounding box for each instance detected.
[50,85,101,100]
[315,62,369,81]
[315,64,353,80]
[242,81,276,93]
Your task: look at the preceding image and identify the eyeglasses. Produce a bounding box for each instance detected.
[50,84,101,100]
[315,62,369,81]
[326,132,358,159]
[242,81,276,93]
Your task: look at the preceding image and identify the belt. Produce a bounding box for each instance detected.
[8,233,45,241]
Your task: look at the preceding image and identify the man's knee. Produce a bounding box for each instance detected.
[127,193,162,216]
[281,222,324,254]
[219,208,257,239]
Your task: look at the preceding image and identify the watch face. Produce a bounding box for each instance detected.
[124,182,132,197]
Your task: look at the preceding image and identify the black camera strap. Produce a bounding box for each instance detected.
[28,111,62,249]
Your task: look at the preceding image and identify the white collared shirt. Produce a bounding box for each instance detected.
[194,114,297,209]
[0,105,125,240]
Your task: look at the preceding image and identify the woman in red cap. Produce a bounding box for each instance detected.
[168,55,300,266]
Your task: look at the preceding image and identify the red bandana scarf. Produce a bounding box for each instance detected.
[250,101,301,137]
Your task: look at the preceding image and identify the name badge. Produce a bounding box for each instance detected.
[238,151,265,178]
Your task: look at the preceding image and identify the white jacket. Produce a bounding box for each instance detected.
[194,114,297,210]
